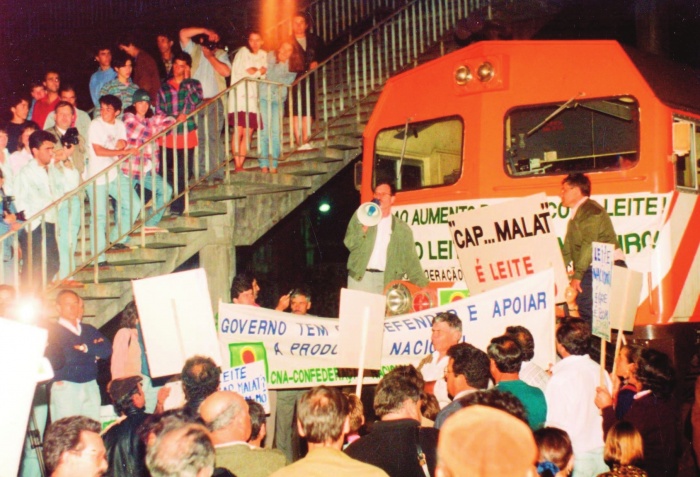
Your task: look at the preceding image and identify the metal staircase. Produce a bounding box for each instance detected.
[6,0,510,327]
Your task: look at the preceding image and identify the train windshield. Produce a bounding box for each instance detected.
[505,96,640,177]
[373,116,463,192]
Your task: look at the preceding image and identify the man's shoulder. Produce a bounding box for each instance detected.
[579,199,607,217]
[217,444,287,467]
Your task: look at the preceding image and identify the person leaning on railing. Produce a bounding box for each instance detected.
[155,51,203,216]
[122,88,175,227]
[258,41,297,174]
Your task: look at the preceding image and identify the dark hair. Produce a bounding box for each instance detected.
[17,121,40,149]
[297,386,348,444]
[112,382,141,415]
[118,32,139,49]
[447,342,490,389]
[374,365,422,417]
[94,44,112,57]
[156,31,175,42]
[344,392,364,433]
[43,416,101,475]
[112,49,134,69]
[99,94,123,112]
[146,423,215,477]
[30,78,45,90]
[54,100,75,115]
[173,51,193,68]
[534,427,573,477]
[556,317,591,356]
[505,325,536,361]
[9,94,30,109]
[421,393,441,421]
[123,104,154,118]
[44,69,60,81]
[488,335,524,374]
[246,399,266,441]
[562,173,591,196]
[231,273,254,300]
[59,83,76,95]
[457,389,529,425]
[182,355,222,405]
[120,301,139,329]
[635,348,675,399]
[373,179,396,196]
[433,310,463,333]
[28,129,57,151]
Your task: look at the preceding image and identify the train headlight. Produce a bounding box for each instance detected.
[412,291,432,312]
[386,283,412,315]
[477,62,494,82]
[455,65,473,85]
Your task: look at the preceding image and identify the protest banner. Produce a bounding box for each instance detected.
[218,270,556,390]
[219,361,270,412]
[0,318,47,477]
[447,193,569,302]
[592,242,614,342]
[133,268,221,378]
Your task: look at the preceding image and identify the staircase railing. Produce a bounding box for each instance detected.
[1,0,490,294]
[265,0,406,46]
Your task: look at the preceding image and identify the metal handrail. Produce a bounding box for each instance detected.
[1,0,486,294]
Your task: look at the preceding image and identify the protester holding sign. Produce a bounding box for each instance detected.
[560,173,624,322]
[344,180,427,294]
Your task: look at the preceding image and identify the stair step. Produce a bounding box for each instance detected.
[102,257,166,266]
[77,276,134,284]
[143,242,187,249]
[186,209,228,218]
[165,226,209,233]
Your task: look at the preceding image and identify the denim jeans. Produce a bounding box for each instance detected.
[259,98,282,169]
[86,173,141,262]
[57,195,82,279]
[134,172,173,226]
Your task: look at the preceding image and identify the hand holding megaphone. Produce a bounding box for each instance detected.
[357,199,382,227]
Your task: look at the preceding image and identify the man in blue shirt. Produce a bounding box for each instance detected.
[89,45,117,115]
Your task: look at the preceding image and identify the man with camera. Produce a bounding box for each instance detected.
[46,101,85,283]
[180,26,231,180]
[44,84,92,140]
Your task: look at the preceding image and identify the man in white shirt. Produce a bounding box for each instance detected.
[46,101,84,282]
[416,311,463,409]
[15,130,74,288]
[545,318,611,477]
[86,94,140,266]
[505,325,550,392]
[180,26,232,180]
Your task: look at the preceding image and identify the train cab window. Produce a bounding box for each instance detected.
[673,119,700,192]
[504,97,640,177]
[373,116,463,192]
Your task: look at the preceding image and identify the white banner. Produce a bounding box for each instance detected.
[592,242,614,341]
[393,193,669,285]
[218,270,556,389]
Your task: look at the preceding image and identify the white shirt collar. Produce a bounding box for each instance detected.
[58,317,81,335]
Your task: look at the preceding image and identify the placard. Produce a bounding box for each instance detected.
[220,361,270,412]
[447,193,568,302]
[0,318,47,477]
[132,268,221,378]
[337,288,386,369]
[592,242,614,341]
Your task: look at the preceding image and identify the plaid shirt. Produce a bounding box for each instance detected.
[155,78,203,136]
[98,79,139,118]
[122,112,176,177]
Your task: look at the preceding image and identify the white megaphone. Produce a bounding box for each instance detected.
[357,199,382,227]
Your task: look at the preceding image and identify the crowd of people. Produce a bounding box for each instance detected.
[0,13,324,286]
[3,271,687,477]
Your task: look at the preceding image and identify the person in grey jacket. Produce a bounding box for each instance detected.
[344,180,427,295]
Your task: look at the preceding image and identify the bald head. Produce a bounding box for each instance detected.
[199,391,251,444]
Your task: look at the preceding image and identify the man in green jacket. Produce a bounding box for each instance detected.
[560,173,624,322]
[344,180,428,295]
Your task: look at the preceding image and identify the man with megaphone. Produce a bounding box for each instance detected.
[344,180,428,295]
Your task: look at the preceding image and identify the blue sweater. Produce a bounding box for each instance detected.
[47,322,112,383]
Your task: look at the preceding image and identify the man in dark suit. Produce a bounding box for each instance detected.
[560,173,624,322]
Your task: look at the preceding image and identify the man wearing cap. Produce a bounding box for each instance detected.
[344,180,427,295]
[103,376,168,477]
[122,88,175,226]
